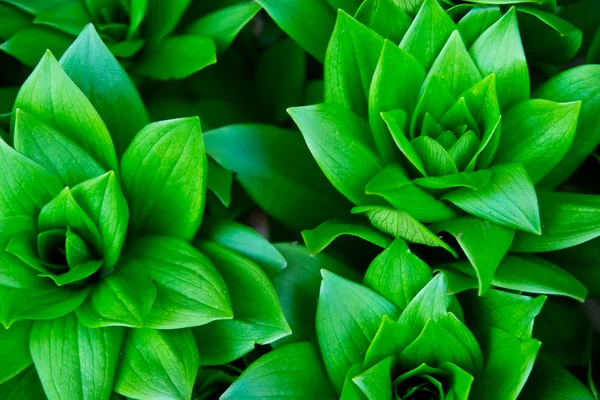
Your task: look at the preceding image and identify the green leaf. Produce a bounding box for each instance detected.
[142,0,189,40]
[494,99,580,183]
[128,0,147,37]
[205,220,286,278]
[0,367,45,400]
[39,260,103,287]
[289,104,383,205]
[534,65,600,188]
[352,206,458,256]
[381,109,428,177]
[400,0,458,69]
[432,216,514,294]
[365,164,457,223]
[127,236,233,329]
[458,5,502,47]
[518,6,583,64]
[520,358,596,400]
[187,2,262,53]
[0,322,32,384]
[467,289,545,341]
[114,328,199,400]
[470,7,529,109]
[369,41,426,163]
[30,314,124,400]
[511,192,600,252]
[191,241,290,365]
[76,259,156,328]
[426,30,483,97]
[411,136,459,176]
[0,249,49,290]
[364,238,432,310]
[13,110,105,187]
[204,124,350,231]
[60,24,149,157]
[413,170,492,190]
[135,35,216,80]
[257,0,335,62]
[363,316,418,369]
[317,270,399,392]
[355,0,412,43]
[398,273,450,329]
[325,10,384,118]
[410,76,456,140]
[272,243,360,346]
[444,163,541,234]
[70,171,128,270]
[0,4,31,41]
[121,117,207,241]
[470,327,540,400]
[0,25,73,67]
[0,139,62,218]
[14,51,118,172]
[351,356,394,399]
[221,342,336,399]
[206,158,232,207]
[33,0,90,36]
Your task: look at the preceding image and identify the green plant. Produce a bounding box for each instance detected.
[0,26,290,400]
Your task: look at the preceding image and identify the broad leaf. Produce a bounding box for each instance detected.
[413,170,492,190]
[520,358,596,400]
[142,0,190,40]
[114,328,199,400]
[0,367,45,400]
[0,321,32,384]
[355,0,412,43]
[458,5,502,47]
[0,26,72,68]
[121,117,207,241]
[398,273,450,330]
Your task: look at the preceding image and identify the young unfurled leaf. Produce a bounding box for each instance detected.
[221,342,336,399]
[398,273,450,330]
[458,5,502,47]
[364,238,432,310]
[114,328,199,400]
[494,99,580,183]
[121,117,207,241]
[317,270,399,392]
[29,314,125,400]
[470,7,529,110]
[444,163,541,234]
[325,10,384,118]
[289,104,383,205]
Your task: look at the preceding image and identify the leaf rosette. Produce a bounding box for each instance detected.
[0,27,289,400]
[290,0,600,296]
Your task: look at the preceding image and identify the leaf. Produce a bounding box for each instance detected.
[364,238,432,310]
[256,0,335,62]
[511,192,600,252]
[411,136,459,176]
[426,30,483,97]
[0,321,32,384]
[13,110,105,187]
[206,158,232,207]
[494,99,580,183]
[121,117,207,241]
[14,51,118,172]
[0,367,45,400]
[431,217,514,294]
[520,358,596,400]
[142,0,190,40]
[70,171,128,270]
[352,206,458,256]
[0,139,62,219]
[191,241,290,365]
[204,124,350,231]
[289,104,383,205]
[76,259,156,328]
[534,65,600,188]
[205,220,286,278]
[410,76,456,139]
[365,164,457,223]
[369,41,426,163]
[0,25,72,67]
[444,163,541,234]
[272,243,360,346]
[33,0,90,36]
[30,314,125,400]
[221,342,336,399]
[317,270,399,392]
[187,2,262,53]
[400,0,458,69]
[398,273,450,330]
[518,6,583,64]
[127,237,233,329]
[351,356,394,399]
[135,35,216,80]
[114,328,199,400]
[302,219,392,255]
[470,7,529,109]
[60,24,149,157]
[458,5,502,47]
[413,170,492,190]
[381,109,427,177]
[355,0,412,43]
[0,4,31,41]
[470,327,541,400]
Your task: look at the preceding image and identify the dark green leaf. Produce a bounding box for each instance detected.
[206,158,232,207]
[0,367,45,400]
[302,219,389,255]
[355,0,412,43]
[521,357,595,399]
[142,0,189,40]
[33,0,90,36]
[0,322,32,384]
[0,26,72,67]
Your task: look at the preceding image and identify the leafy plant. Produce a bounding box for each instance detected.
[0,26,290,400]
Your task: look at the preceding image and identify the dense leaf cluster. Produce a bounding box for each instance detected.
[0,0,600,399]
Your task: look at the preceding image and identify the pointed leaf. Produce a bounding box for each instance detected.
[398,273,450,329]
[0,322,32,384]
[0,26,72,68]
[458,5,502,47]
[302,219,392,255]
[413,170,492,190]
[381,109,428,177]
[411,136,459,176]
[355,0,412,43]
[520,358,596,400]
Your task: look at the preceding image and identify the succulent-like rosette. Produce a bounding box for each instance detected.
[221,240,588,400]
[0,0,261,79]
[0,28,289,400]
[289,0,600,296]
